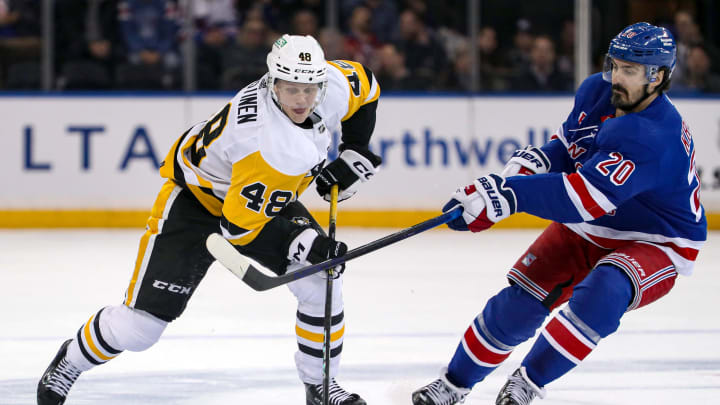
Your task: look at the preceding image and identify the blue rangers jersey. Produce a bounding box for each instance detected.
[505,73,707,275]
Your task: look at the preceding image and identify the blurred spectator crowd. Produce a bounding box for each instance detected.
[0,0,719,93]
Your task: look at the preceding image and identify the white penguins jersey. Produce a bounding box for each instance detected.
[159,60,380,246]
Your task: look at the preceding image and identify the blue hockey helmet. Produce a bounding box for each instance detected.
[603,22,676,83]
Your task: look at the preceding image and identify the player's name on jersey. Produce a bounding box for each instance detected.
[236,81,261,124]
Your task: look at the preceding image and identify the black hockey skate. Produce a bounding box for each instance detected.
[412,368,470,405]
[304,379,367,405]
[37,339,82,405]
[496,367,545,405]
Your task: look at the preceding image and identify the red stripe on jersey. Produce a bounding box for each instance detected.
[463,327,511,366]
[657,241,698,261]
[566,173,606,219]
[545,318,593,361]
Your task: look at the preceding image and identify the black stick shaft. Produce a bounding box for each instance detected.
[238,208,462,291]
[322,186,338,405]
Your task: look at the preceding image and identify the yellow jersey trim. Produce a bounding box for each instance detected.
[327,60,380,121]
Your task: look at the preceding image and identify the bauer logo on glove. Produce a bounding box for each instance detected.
[500,145,551,177]
[442,174,517,233]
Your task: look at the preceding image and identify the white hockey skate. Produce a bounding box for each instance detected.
[496,367,546,405]
[412,368,470,405]
[304,378,366,405]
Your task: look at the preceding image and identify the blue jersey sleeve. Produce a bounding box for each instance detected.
[506,115,663,223]
[505,173,586,223]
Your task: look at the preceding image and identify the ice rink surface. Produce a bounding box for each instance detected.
[1,227,719,404]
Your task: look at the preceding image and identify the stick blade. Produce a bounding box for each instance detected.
[206,233,250,279]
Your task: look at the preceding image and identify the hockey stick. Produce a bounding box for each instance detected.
[206,206,462,291]
[322,185,339,405]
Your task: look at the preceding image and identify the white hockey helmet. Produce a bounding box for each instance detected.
[266,34,328,113]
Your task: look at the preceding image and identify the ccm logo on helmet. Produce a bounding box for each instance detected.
[294,68,318,74]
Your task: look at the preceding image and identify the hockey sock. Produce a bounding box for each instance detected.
[447,285,549,388]
[65,305,168,371]
[65,307,124,371]
[295,309,345,384]
[522,265,632,387]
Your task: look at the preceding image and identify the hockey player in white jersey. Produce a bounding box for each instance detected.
[37,34,381,405]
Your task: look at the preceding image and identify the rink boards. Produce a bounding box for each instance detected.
[1,94,718,228]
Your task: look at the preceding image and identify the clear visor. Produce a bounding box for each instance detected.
[270,78,327,113]
[602,54,614,82]
[602,54,660,83]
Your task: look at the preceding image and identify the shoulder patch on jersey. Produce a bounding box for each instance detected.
[578,111,587,125]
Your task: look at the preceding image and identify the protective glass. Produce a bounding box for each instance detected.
[602,54,659,83]
[271,79,327,116]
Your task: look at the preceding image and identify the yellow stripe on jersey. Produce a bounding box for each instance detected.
[158,130,188,181]
[297,175,314,197]
[223,151,308,245]
[296,324,345,343]
[327,60,380,121]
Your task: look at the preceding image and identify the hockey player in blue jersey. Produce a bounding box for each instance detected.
[412,22,707,405]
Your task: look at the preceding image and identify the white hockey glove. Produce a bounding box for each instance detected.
[501,146,551,177]
[315,146,382,202]
[287,228,347,275]
[442,174,517,232]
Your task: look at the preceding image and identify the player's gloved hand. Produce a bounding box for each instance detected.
[287,228,348,274]
[501,145,551,177]
[315,145,382,202]
[442,174,517,232]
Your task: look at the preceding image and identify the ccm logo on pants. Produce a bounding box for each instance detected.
[152,280,192,295]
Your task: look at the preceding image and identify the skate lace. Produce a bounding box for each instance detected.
[314,379,358,404]
[502,373,536,405]
[422,379,466,405]
[44,358,81,397]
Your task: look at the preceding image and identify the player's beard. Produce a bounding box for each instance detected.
[611,83,652,112]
